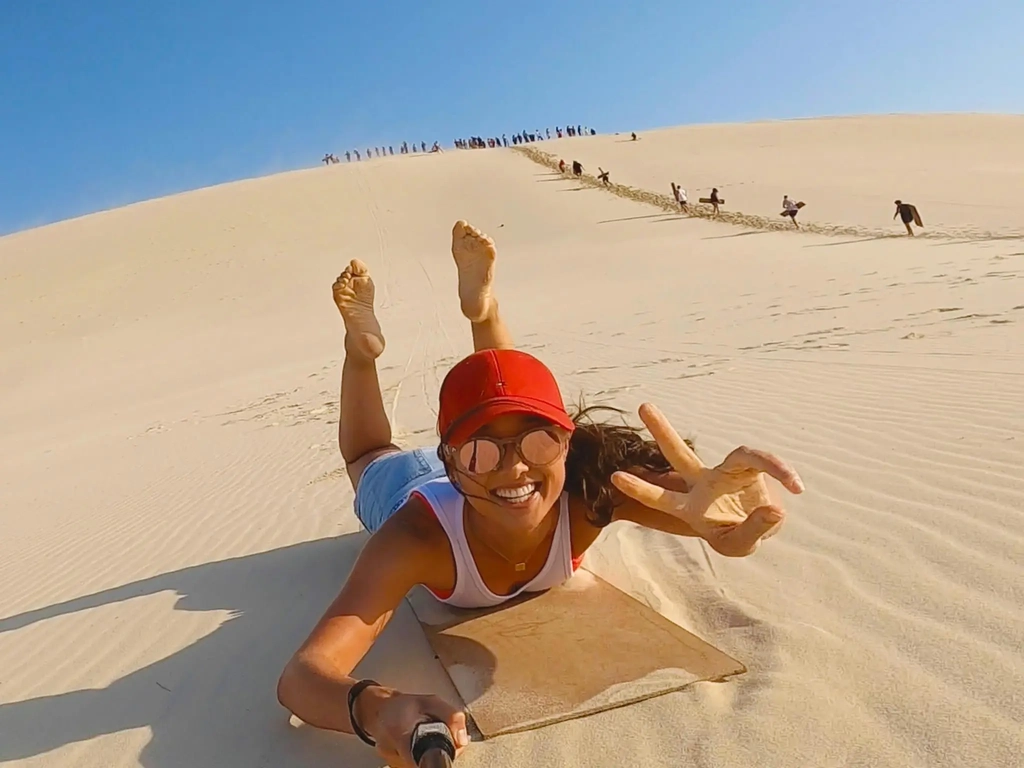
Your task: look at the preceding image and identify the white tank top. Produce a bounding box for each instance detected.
[412,477,579,609]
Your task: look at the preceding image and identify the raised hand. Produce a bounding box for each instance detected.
[611,403,804,557]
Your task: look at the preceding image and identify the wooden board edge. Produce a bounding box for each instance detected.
[476,664,748,739]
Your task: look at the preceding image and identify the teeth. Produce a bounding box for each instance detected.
[493,483,537,501]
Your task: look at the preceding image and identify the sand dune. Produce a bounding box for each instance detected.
[1,114,1023,768]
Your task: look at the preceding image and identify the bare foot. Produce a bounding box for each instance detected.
[332,259,385,359]
[451,220,497,323]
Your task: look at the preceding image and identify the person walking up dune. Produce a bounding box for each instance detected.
[671,182,688,213]
[894,200,923,236]
[781,195,802,229]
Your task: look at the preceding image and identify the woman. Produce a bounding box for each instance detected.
[277,221,804,767]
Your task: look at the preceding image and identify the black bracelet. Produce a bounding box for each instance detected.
[347,679,381,747]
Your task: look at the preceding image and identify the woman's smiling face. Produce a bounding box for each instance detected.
[448,413,569,529]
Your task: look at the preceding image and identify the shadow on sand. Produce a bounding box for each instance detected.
[0,535,459,767]
[702,230,770,240]
[597,213,674,224]
[803,235,896,248]
[930,234,1024,246]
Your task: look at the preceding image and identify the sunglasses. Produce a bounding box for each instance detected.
[446,428,567,475]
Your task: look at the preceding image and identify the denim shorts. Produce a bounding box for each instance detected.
[353,448,448,533]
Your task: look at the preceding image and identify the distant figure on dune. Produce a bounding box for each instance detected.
[354,150,361,161]
[572,160,583,179]
[671,182,688,213]
[421,141,427,152]
[431,142,442,153]
[894,199,923,236]
[781,195,803,229]
[345,151,351,162]
[631,132,638,141]
[389,146,394,156]
[322,154,332,166]
[556,127,563,138]
[559,159,566,174]
[597,167,610,186]
[591,128,596,135]
[698,188,723,216]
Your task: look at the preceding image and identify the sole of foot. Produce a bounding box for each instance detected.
[451,220,497,323]
[333,259,385,359]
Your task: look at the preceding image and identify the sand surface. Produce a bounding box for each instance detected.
[2,114,1022,768]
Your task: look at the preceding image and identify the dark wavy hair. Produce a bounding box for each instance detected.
[565,403,679,527]
[437,402,689,527]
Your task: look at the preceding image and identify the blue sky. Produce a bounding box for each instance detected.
[2,0,1021,235]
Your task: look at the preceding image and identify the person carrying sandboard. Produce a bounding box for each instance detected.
[781,195,804,229]
[894,200,923,236]
[699,188,722,216]
[671,182,689,213]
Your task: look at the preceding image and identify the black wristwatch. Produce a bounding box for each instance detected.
[347,679,381,747]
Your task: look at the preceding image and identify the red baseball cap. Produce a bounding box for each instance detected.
[438,349,576,445]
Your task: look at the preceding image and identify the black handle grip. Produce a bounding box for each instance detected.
[411,721,456,767]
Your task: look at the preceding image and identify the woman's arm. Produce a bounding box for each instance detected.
[276,503,436,734]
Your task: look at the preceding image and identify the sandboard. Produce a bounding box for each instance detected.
[407,569,746,739]
[781,202,805,216]
[699,197,724,205]
[911,205,923,227]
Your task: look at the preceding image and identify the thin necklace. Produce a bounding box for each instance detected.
[466,515,549,572]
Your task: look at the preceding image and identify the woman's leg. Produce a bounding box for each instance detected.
[332,259,399,488]
[451,220,515,352]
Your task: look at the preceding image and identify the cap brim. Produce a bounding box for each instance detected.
[443,398,575,445]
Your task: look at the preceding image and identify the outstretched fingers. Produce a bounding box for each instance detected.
[717,445,805,494]
[637,403,704,483]
[611,471,683,515]
[710,505,785,557]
